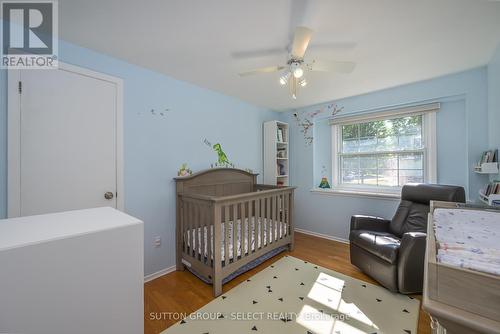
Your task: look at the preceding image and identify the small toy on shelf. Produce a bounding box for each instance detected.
[319,177,331,189]
[177,163,193,177]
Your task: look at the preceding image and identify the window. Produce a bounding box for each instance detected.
[331,106,437,195]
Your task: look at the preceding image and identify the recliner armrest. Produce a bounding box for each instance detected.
[398,232,427,294]
[350,215,390,232]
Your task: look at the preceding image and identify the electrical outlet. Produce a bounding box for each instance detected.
[154,236,161,248]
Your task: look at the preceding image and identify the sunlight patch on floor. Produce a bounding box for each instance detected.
[307,272,378,328]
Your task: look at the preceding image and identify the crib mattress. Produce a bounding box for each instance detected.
[433,208,500,276]
[186,217,286,261]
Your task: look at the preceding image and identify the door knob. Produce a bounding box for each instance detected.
[104,192,114,200]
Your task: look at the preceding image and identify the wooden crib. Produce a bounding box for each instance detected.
[175,168,295,296]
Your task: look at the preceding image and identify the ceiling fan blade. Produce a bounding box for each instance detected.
[231,47,288,60]
[290,26,313,59]
[238,65,286,77]
[307,60,356,73]
[308,42,358,51]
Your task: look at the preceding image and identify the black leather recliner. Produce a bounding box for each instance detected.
[349,183,466,294]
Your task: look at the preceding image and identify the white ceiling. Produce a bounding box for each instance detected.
[59,0,500,111]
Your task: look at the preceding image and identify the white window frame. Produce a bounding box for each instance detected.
[330,104,438,196]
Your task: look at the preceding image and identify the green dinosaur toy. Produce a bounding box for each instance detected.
[213,143,230,166]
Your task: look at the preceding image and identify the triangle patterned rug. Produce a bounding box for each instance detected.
[162,255,420,334]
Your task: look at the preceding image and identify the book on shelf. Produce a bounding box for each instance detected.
[277,128,284,142]
[479,149,498,164]
[277,162,286,176]
[483,181,500,196]
[277,148,287,158]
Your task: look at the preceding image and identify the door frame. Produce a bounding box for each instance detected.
[7,62,124,217]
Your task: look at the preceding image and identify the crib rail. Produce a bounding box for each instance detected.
[177,185,295,295]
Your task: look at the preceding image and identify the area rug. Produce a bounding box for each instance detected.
[162,256,420,334]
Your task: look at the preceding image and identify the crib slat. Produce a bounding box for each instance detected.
[181,200,186,254]
[194,202,200,260]
[289,190,295,250]
[200,203,206,264]
[278,194,285,239]
[262,197,266,248]
[186,201,191,254]
[212,203,222,295]
[186,201,191,256]
[284,192,288,237]
[233,203,238,261]
[273,195,280,242]
[271,196,275,244]
[191,202,196,258]
[200,203,204,263]
[270,196,273,245]
[284,192,290,236]
[264,197,271,247]
[276,194,280,240]
[256,198,261,251]
[250,201,254,252]
[268,196,271,244]
[207,203,212,265]
[185,201,190,256]
[241,201,246,257]
[277,195,281,239]
[274,195,277,241]
[246,201,250,257]
[197,203,201,257]
[224,205,230,265]
[259,198,264,250]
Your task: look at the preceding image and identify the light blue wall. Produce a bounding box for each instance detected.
[0,41,279,275]
[488,44,500,180]
[283,68,489,241]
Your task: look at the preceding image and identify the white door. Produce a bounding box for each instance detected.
[8,64,123,217]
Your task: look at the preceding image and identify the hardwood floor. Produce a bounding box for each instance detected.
[144,232,431,334]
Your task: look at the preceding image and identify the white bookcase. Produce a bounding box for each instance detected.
[263,120,289,186]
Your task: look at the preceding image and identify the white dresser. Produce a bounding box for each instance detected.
[0,207,144,334]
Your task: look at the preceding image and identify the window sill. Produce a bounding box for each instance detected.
[310,188,401,200]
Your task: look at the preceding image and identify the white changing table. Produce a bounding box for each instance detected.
[423,201,500,334]
[0,207,144,334]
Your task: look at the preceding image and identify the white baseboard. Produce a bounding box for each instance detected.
[144,265,176,283]
[295,228,350,244]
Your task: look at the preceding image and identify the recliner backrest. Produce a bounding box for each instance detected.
[389,183,466,237]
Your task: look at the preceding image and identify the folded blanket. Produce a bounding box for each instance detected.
[437,252,500,275]
[433,208,500,276]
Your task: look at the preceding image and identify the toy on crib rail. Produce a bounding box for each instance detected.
[177,163,193,177]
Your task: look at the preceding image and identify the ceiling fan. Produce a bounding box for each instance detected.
[237,26,356,99]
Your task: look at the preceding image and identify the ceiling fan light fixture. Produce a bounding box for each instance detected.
[279,72,291,85]
[293,67,304,78]
[236,25,356,101]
